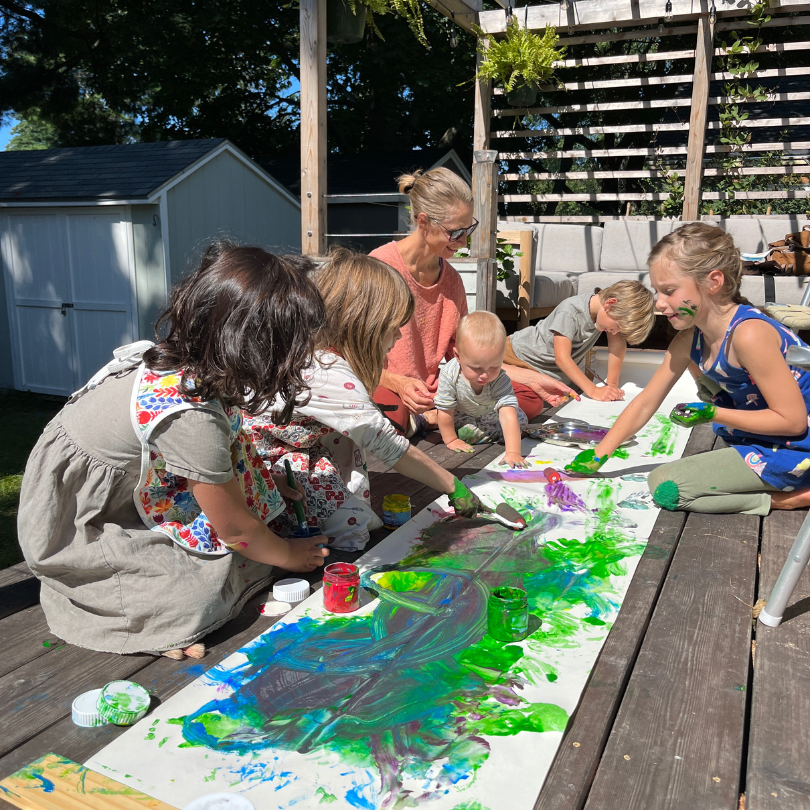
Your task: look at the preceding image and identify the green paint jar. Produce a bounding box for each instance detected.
[487,586,529,642]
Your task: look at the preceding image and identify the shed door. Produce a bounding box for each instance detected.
[2,209,137,396]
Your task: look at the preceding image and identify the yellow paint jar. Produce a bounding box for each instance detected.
[382,494,411,529]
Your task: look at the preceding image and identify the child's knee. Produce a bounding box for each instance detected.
[648,465,683,511]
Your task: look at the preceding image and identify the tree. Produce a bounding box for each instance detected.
[0,0,477,159]
[6,108,56,149]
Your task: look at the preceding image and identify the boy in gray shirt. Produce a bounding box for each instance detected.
[505,281,656,401]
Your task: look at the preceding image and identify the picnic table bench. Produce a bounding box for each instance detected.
[0,421,808,810]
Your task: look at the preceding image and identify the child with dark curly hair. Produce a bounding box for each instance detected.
[18,242,329,657]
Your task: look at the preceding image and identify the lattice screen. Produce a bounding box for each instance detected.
[492,11,810,222]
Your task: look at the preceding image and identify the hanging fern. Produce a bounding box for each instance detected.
[473,18,565,92]
[343,0,428,48]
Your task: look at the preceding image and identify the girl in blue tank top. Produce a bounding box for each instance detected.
[566,222,810,516]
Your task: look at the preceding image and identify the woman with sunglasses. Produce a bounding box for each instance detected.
[371,168,571,436]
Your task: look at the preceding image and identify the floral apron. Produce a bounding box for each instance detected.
[70,342,284,555]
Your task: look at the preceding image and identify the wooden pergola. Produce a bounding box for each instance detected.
[299,0,810,311]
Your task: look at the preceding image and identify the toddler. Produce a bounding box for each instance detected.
[435,311,529,468]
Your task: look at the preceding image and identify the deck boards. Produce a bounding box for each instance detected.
[746,507,810,809]
[2,420,809,810]
[535,423,717,810]
[583,510,760,810]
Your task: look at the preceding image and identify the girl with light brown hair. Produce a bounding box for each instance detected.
[370,167,572,436]
[243,248,485,552]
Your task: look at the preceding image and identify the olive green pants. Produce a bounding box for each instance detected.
[648,447,780,516]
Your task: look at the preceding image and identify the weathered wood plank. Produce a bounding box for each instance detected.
[501,165,810,180]
[0,753,174,810]
[0,572,39,623]
[582,511,759,810]
[0,646,155,760]
[0,587,286,780]
[478,0,810,34]
[746,508,810,809]
[299,0,327,255]
[493,92,810,117]
[535,424,716,810]
[0,606,54,679]
[473,39,492,152]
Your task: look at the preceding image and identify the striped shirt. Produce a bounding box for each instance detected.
[434,358,519,417]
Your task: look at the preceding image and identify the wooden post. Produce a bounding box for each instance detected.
[682,14,714,221]
[471,149,498,312]
[473,40,492,153]
[300,0,327,255]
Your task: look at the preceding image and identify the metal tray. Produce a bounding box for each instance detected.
[526,419,635,449]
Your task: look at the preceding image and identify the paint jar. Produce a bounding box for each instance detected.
[382,494,411,529]
[322,562,360,614]
[290,525,326,547]
[487,586,529,642]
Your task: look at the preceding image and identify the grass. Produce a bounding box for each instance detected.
[0,390,64,570]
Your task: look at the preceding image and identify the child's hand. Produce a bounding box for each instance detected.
[446,438,475,453]
[285,534,329,572]
[565,449,609,475]
[670,402,716,427]
[272,473,308,513]
[448,477,489,518]
[587,384,625,402]
[502,452,529,469]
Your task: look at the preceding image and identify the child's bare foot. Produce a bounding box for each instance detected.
[160,643,207,660]
[770,488,810,510]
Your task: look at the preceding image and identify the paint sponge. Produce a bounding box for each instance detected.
[652,480,680,511]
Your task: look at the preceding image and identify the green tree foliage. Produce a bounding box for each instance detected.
[6,108,57,149]
[0,0,476,158]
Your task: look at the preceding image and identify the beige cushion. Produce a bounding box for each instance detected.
[763,303,810,330]
[600,220,717,272]
[576,270,653,296]
[740,275,810,307]
[532,272,577,308]
[721,217,810,255]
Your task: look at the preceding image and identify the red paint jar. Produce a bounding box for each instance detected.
[322,563,360,614]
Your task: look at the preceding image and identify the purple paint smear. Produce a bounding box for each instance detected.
[544,482,588,513]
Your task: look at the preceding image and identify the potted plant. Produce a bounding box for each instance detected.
[326,0,428,48]
[473,18,565,107]
[327,0,368,44]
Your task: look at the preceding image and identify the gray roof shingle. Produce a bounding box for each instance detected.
[0,139,226,202]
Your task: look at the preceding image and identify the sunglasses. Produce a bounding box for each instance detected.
[430,217,479,242]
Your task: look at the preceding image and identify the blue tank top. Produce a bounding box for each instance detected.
[690,305,810,491]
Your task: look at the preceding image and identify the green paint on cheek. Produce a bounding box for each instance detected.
[653,480,680,510]
[677,305,696,317]
[316,786,338,803]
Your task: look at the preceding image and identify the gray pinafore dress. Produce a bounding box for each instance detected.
[18,343,282,654]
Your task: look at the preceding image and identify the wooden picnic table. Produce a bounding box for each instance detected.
[1,421,808,810]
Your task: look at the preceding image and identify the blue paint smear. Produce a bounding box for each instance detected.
[345,784,376,810]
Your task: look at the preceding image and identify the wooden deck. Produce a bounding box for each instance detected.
[1,422,809,810]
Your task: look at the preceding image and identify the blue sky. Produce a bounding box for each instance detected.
[0,119,17,150]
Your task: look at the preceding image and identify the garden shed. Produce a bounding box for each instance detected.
[0,139,300,396]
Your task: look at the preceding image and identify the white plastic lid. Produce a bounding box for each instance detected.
[72,688,110,728]
[273,578,310,604]
[257,600,291,616]
[183,794,255,810]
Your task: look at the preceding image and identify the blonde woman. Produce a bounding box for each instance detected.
[243,249,485,552]
[371,167,572,435]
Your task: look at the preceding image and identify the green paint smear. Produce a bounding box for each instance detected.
[375,570,436,593]
[650,414,677,456]
[203,768,217,783]
[610,447,629,459]
[452,803,491,810]
[316,786,338,803]
[158,737,170,748]
[177,492,651,805]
